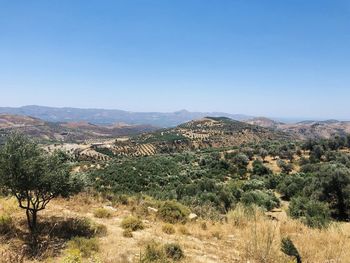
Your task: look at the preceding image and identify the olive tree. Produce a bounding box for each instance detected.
[311,163,350,220]
[0,134,82,239]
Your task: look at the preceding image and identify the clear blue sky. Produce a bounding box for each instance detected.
[0,0,349,119]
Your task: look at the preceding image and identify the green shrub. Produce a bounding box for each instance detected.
[289,197,330,228]
[252,160,272,176]
[67,237,99,258]
[46,217,107,239]
[242,179,265,191]
[277,160,293,174]
[241,190,280,211]
[277,173,308,200]
[93,208,113,219]
[142,241,166,262]
[121,216,144,231]
[162,224,175,235]
[164,243,184,261]
[115,194,129,205]
[0,214,14,236]
[157,201,190,224]
[305,201,330,228]
[94,223,108,236]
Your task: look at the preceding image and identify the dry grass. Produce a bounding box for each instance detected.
[1,194,349,263]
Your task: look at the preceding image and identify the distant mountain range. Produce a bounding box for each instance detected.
[0,106,349,143]
[0,105,252,127]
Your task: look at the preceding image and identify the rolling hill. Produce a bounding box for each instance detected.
[93,117,290,157]
[245,117,350,139]
[0,114,157,143]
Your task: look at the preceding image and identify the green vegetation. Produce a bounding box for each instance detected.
[164,243,185,261]
[93,207,113,219]
[66,237,99,258]
[141,131,188,143]
[1,127,350,261]
[0,133,83,244]
[141,241,185,262]
[158,201,190,224]
[120,216,144,231]
[88,134,350,228]
[0,214,14,236]
[89,150,280,215]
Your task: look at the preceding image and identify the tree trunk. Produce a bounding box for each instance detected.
[26,209,38,249]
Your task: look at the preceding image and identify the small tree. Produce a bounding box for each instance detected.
[0,134,82,243]
[259,148,268,162]
[277,159,293,174]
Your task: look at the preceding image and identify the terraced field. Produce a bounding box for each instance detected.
[44,117,290,160]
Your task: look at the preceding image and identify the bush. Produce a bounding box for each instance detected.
[93,208,113,219]
[277,173,308,200]
[142,241,165,262]
[45,217,107,239]
[277,160,293,174]
[241,190,280,211]
[67,237,99,258]
[164,243,185,261]
[0,214,14,236]
[157,201,190,224]
[252,160,272,176]
[242,179,265,191]
[162,223,175,235]
[141,241,184,262]
[115,194,129,205]
[121,216,144,231]
[305,201,331,228]
[289,196,331,228]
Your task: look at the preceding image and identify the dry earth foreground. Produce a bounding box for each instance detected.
[1,194,349,263]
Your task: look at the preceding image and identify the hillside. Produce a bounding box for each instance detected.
[2,133,350,263]
[244,117,350,139]
[86,117,290,158]
[142,116,289,145]
[0,105,252,127]
[0,114,157,143]
[279,120,350,139]
[244,117,284,128]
